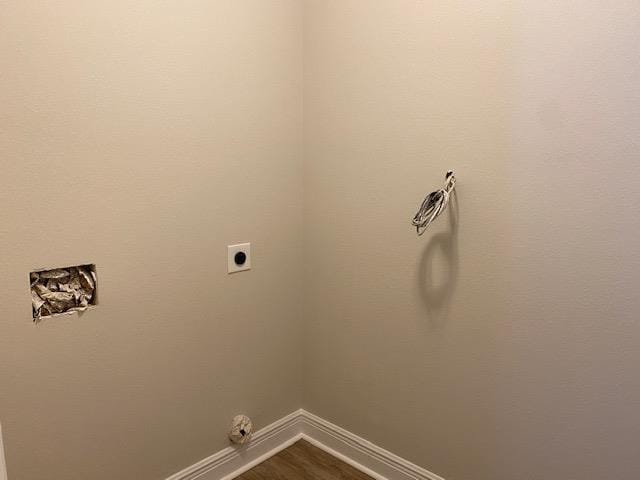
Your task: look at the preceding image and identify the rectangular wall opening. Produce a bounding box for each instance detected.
[30,264,98,321]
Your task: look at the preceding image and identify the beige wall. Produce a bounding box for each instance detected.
[0,2,303,479]
[2,1,640,479]
[303,1,640,480]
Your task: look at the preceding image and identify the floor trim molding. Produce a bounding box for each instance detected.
[300,410,445,480]
[165,410,304,480]
[0,423,7,480]
[166,409,444,480]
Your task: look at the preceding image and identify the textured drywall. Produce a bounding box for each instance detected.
[303,1,640,480]
[2,2,640,479]
[0,1,303,479]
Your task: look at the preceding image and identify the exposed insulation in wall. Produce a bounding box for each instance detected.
[30,265,97,320]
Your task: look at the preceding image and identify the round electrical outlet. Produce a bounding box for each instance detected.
[228,243,251,273]
[234,251,247,266]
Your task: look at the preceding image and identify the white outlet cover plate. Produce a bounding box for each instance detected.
[228,243,251,273]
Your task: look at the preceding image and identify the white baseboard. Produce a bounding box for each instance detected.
[300,410,445,480]
[165,410,304,480]
[0,423,7,480]
[166,409,444,480]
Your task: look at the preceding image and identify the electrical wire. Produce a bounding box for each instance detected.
[411,170,455,236]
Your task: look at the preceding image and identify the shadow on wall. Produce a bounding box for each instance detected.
[417,192,459,326]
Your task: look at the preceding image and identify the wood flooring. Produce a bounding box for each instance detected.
[235,440,374,480]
